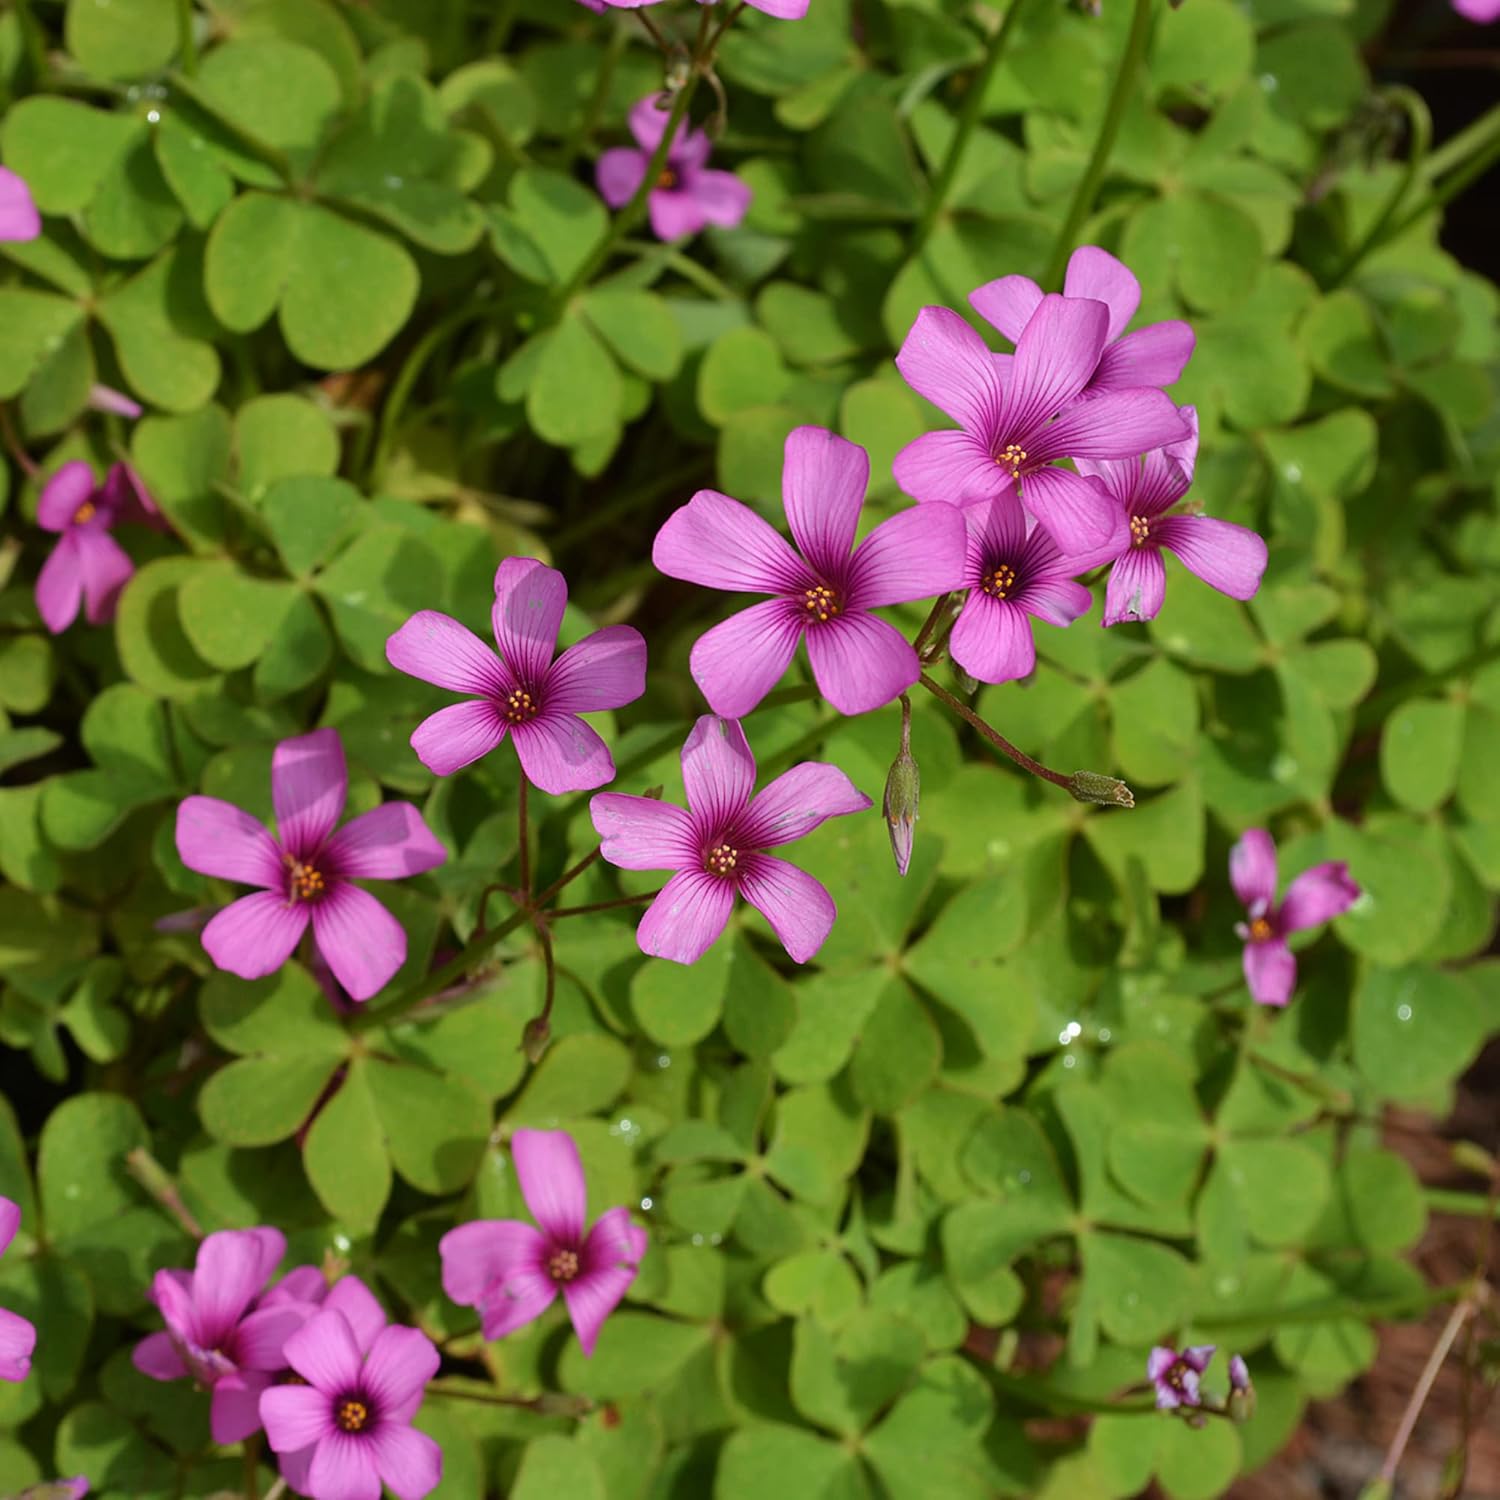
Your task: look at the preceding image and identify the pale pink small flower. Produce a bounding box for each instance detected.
[0,167,40,241]
[440,1129,646,1357]
[86,383,144,418]
[0,1197,37,1382]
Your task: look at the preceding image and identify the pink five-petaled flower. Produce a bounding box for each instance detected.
[892,295,1188,554]
[1229,828,1360,1007]
[440,1129,646,1358]
[591,714,871,964]
[0,167,40,240]
[260,1310,441,1500]
[1148,1344,1215,1410]
[386,558,647,795]
[949,488,1123,685]
[1,1197,37,1382]
[175,728,446,1001]
[597,96,751,242]
[971,246,1195,399]
[132,1228,310,1445]
[1075,407,1267,626]
[653,426,967,718]
[34,461,164,634]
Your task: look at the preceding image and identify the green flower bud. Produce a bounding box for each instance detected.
[883,746,920,877]
[521,1015,551,1064]
[1068,770,1135,809]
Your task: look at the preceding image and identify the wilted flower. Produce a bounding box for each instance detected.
[971,246,1195,398]
[892,296,1187,553]
[948,488,1122,683]
[175,728,446,1001]
[441,1129,647,1357]
[0,1197,37,1382]
[1148,1344,1215,1410]
[33,461,164,634]
[386,557,647,794]
[597,96,751,241]
[260,1310,441,1500]
[132,1228,309,1444]
[1076,408,1267,626]
[653,426,967,717]
[591,714,871,964]
[0,167,40,240]
[1230,828,1360,1006]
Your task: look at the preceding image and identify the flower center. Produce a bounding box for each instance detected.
[1248,916,1274,943]
[995,444,1028,478]
[1130,514,1151,548]
[287,859,326,904]
[73,500,97,525]
[706,843,738,878]
[1165,1360,1192,1393]
[547,1248,580,1283]
[657,167,678,190]
[982,563,1018,600]
[802,584,841,624]
[504,689,540,724]
[336,1397,370,1433]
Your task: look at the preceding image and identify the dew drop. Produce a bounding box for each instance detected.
[1062,1054,1078,1069]
[639,1196,654,1212]
[1396,1003,1413,1022]
[1017,1170,1031,1185]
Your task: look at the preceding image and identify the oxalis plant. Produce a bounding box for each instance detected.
[0,0,1498,1497]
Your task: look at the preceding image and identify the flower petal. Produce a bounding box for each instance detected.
[1153,516,1267,602]
[628,94,678,152]
[371,1423,443,1500]
[1147,1347,1177,1382]
[309,1431,383,1500]
[0,166,41,242]
[272,728,347,858]
[194,1227,285,1346]
[439,1221,549,1309]
[1229,830,1278,913]
[201,892,308,982]
[969,273,1044,345]
[1092,320,1195,392]
[233,1305,310,1372]
[653,490,811,594]
[132,1331,186,1382]
[544,625,648,715]
[736,854,836,963]
[737,763,872,849]
[176,797,283,888]
[781,426,869,580]
[1001,294,1109,436]
[564,1226,643,1356]
[385,612,509,697]
[34,534,83,634]
[895,307,1007,436]
[648,188,707,241]
[511,712,615,795]
[0,1198,15,1255]
[261,1383,335,1454]
[1182,1344,1217,1372]
[1017,467,1120,555]
[477,1267,557,1343]
[590,795,698,871]
[1040,387,1188,461]
[690,168,751,227]
[36,462,95,533]
[1244,938,1296,1007]
[1101,544,1167,625]
[596,147,646,208]
[1016,575,1094,630]
[688,598,804,720]
[746,0,810,15]
[76,529,135,625]
[323,1276,388,1355]
[681,714,757,828]
[848,501,968,608]
[636,869,735,965]
[1278,862,1359,933]
[211,1371,272,1444]
[310,884,406,1003]
[361,1325,439,1417]
[322,803,446,881]
[891,429,1009,506]
[513,1129,589,1246]
[580,1205,649,1277]
[1063,246,1140,343]
[0,1307,34,1382]
[410,700,507,778]
[492,557,565,689]
[804,611,919,716]
[284,1309,364,1394]
[950,593,1037,684]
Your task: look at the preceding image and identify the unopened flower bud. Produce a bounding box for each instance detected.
[883,746,921,878]
[1226,1355,1255,1423]
[521,1016,551,1065]
[1068,770,1135,809]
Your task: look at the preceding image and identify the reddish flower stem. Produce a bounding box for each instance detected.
[918,672,1073,790]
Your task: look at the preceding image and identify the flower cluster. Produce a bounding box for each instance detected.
[1149,1343,1254,1420]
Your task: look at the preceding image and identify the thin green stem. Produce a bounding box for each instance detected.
[910,0,1029,254]
[568,16,629,163]
[1425,1189,1500,1221]
[1384,128,1500,246]
[548,891,661,922]
[633,6,674,53]
[12,0,48,82]
[1040,0,1154,289]
[176,0,198,75]
[618,239,738,301]
[484,0,521,54]
[910,593,955,658]
[1419,100,1500,184]
[516,774,531,899]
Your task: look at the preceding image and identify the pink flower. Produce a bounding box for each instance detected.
[1148,1344,1215,1410]
[175,728,446,1001]
[590,714,870,964]
[0,167,40,241]
[260,1310,441,1500]
[971,246,1195,399]
[33,461,163,634]
[386,557,647,795]
[1230,828,1360,1007]
[86,383,143,418]
[597,96,751,242]
[132,1228,312,1445]
[1453,0,1500,20]
[590,0,808,17]
[892,295,1188,553]
[653,426,967,718]
[948,489,1123,684]
[440,1129,647,1357]
[1,1197,37,1382]
[1076,407,1267,626]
